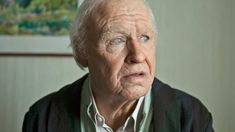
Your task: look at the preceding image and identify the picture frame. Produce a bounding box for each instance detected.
[0,0,84,56]
[0,36,72,56]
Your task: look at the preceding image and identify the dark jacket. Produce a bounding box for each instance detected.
[23,75,214,132]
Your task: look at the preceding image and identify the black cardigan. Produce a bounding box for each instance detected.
[23,74,214,132]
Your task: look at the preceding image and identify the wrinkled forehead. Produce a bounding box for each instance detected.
[89,0,153,30]
[95,0,147,14]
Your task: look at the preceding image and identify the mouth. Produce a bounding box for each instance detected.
[122,72,146,81]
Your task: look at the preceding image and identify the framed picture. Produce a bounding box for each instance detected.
[0,0,83,56]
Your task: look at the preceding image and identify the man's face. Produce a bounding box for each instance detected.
[85,0,156,100]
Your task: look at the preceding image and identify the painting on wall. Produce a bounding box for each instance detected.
[0,0,78,35]
[0,0,83,56]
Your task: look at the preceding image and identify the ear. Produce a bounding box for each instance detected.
[75,51,88,67]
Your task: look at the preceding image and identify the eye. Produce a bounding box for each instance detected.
[110,37,126,45]
[139,35,150,43]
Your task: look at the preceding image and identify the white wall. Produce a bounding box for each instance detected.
[0,0,234,131]
[0,56,87,131]
[149,0,234,131]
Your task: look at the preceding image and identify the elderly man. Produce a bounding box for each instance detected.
[23,0,214,132]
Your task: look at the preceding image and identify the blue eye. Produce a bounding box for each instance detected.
[140,35,150,43]
[110,37,126,45]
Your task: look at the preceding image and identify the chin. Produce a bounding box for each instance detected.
[121,85,149,100]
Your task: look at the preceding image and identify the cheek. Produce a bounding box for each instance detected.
[150,52,156,73]
[146,45,156,75]
[94,54,125,82]
[108,57,126,81]
[88,52,109,77]
[88,45,127,85]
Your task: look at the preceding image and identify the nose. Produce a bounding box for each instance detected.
[125,39,146,64]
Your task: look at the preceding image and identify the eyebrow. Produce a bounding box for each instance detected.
[99,21,155,40]
[102,25,129,35]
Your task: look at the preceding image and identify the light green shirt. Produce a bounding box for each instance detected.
[80,76,153,132]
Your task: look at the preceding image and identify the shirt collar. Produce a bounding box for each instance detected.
[86,75,145,131]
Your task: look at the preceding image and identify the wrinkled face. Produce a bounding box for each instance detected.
[85,0,156,100]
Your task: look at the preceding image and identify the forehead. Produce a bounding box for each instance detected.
[90,0,153,32]
[97,0,148,14]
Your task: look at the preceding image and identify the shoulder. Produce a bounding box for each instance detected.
[22,74,88,132]
[27,74,88,112]
[152,78,210,114]
[152,78,214,131]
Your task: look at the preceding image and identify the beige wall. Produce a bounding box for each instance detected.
[149,0,234,131]
[0,57,87,131]
[0,0,234,131]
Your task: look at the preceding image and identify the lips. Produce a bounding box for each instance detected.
[125,72,144,77]
[122,71,146,81]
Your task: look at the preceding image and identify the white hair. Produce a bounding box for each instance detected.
[70,0,157,69]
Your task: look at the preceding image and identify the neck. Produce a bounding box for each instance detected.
[92,89,138,131]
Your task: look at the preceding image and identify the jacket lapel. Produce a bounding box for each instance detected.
[152,78,181,132]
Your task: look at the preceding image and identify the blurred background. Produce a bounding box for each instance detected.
[0,0,234,131]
